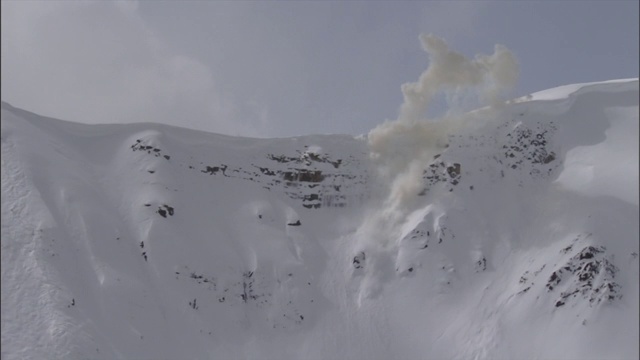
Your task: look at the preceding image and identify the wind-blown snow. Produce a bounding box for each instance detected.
[1,77,638,359]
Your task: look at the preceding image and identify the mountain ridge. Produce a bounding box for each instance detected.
[1,79,638,360]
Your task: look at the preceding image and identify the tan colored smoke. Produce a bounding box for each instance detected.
[364,34,518,249]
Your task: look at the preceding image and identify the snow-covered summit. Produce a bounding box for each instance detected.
[1,79,638,360]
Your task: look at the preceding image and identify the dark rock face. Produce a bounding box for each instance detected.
[191,153,365,209]
[353,252,365,269]
[202,165,227,175]
[546,245,622,307]
[129,135,368,210]
[267,152,342,169]
[420,161,462,195]
[131,140,171,161]
[282,170,325,183]
[476,257,487,272]
[131,136,368,210]
[499,120,559,180]
[446,163,461,179]
[516,232,624,310]
[157,204,174,218]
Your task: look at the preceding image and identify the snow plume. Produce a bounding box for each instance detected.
[356,34,518,271]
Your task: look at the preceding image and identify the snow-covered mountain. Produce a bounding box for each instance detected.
[1,78,638,360]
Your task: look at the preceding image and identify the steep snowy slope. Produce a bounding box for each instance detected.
[1,78,638,360]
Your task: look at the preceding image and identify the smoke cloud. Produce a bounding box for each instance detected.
[354,34,517,302]
[398,34,518,123]
[360,34,518,252]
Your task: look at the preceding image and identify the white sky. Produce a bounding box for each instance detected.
[2,1,638,138]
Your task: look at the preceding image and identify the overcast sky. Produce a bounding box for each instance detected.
[2,1,638,138]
